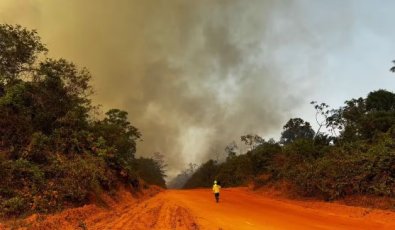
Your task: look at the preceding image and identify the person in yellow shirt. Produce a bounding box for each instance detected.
[212,180,221,203]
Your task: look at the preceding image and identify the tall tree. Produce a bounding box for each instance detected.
[93,109,141,167]
[280,118,315,144]
[0,24,47,85]
[366,89,395,112]
[240,134,264,151]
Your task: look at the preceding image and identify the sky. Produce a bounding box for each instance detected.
[1,0,395,178]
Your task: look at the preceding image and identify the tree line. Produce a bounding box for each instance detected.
[183,89,395,202]
[0,24,166,217]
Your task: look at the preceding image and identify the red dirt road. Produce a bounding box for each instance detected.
[166,188,395,230]
[87,188,395,229]
[3,187,395,229]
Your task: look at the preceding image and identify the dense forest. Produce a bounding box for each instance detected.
[0,24,166,217]
[183,90,395,202]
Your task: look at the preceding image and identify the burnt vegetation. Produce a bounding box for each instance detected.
[0,24,166,217]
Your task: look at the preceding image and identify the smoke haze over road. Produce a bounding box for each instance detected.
[2,0,395,177]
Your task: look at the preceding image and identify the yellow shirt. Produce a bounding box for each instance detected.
[212,184,221,193]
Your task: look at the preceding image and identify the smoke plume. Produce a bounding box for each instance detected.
[0,0,353,177]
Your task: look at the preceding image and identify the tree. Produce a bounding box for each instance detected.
[135,157,166,188]
[331,91,395,141]
[366,89,395,112]
[224,141,238,159]
[152,152,167,178]
[0,24,94,155]
[184,160,219,188]
[248,141,281,175]
[98,109,141,156]
[0,24,47,85]
[280,118,315,144]
[240,134,265,151]
[216,154,252,187]
[339,97,366,140]
[34,59,92,135]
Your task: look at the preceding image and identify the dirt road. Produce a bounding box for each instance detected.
[9,187,395,229]
[85,188,395,230]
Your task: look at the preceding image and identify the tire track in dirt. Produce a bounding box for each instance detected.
[87,192,199,230]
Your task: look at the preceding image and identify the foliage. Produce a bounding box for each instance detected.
[1,196,27,217]
[44,156,109,204]
[366,89,395,111]
[0,24,166,217]
[185,89,395,204]
[0,159,44,216]
[92,109,141,173]
[0,24,47,84]
[135,157,166,188]
[280,118,315,144]
[240,134,264,150]
[216,154,253,187]
[247,142,281,175]
[184,160,219,189]
[287,134,395,200]
[328,90,395,141]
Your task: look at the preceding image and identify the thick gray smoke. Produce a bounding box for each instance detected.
[0,0,353,178]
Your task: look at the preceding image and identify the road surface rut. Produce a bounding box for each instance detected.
[88,192,199,230]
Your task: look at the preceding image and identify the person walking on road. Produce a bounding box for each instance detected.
[212,180,221,203]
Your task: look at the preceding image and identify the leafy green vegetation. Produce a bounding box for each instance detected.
[185,90,395,203]
[0,24,166,217]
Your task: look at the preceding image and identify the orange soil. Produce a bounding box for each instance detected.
[1,187,395,229]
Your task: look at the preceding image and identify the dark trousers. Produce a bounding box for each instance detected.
[214,193,220,203]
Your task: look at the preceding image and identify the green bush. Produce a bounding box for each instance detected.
[25,132,50,164]
[248,142,281,175]
[217,155,253,187]
[0,159,44,192]
[44,156,108,203]
[1,196,28,217]
[0,160,44,216]
[135,158,166,188]
[184,160,219,188]
[287,135,395,200]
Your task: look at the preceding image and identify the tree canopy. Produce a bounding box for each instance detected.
[280,118,315,144]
